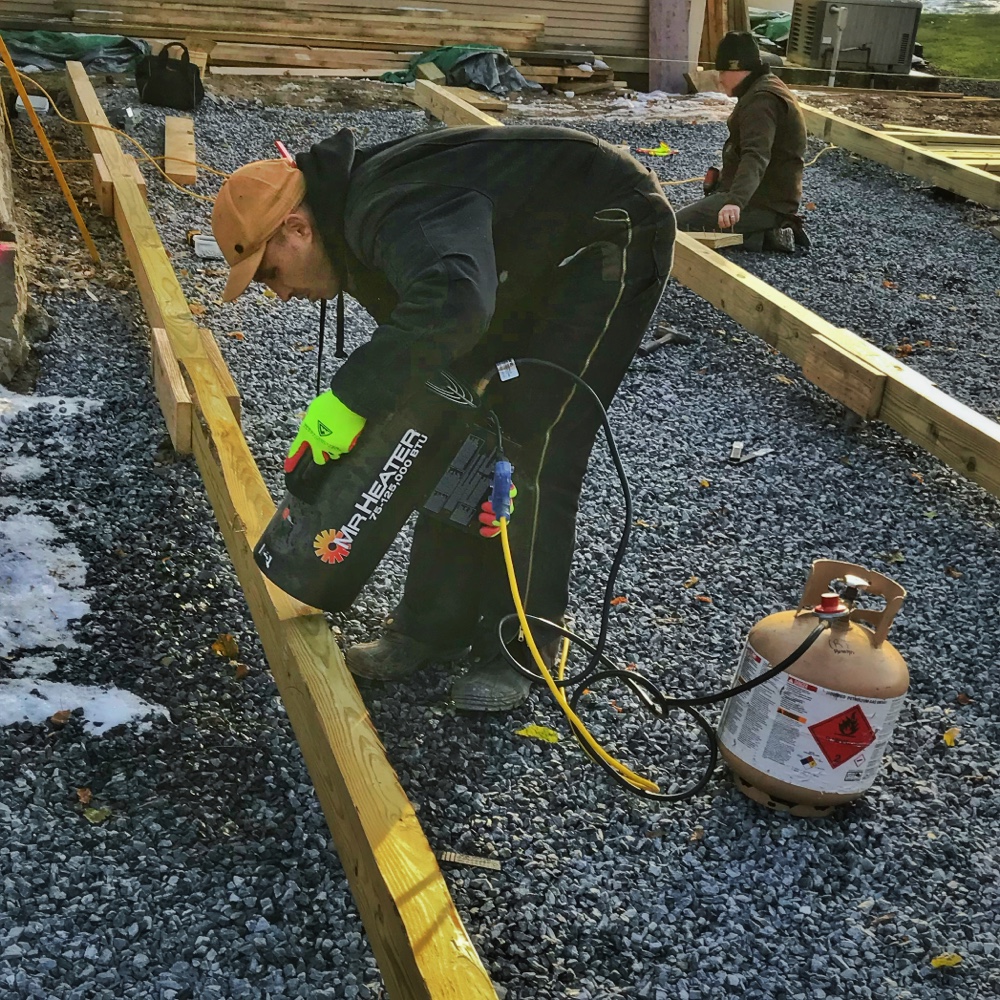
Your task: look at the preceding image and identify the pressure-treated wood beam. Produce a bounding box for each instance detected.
[412,79,503,127]
[417,80,1000,501]
[648,0,691,94]
[165,116,197,186]
[65,61,497,1000]
[800,103,1000,209]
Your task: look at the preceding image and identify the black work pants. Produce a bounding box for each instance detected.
[390,177,676,655]
[674,192,779,236]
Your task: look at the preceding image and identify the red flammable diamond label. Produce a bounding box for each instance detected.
[808,705,877,769]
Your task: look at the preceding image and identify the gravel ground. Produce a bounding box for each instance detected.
[1,84,999,1000]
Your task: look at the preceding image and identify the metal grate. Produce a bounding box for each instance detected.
[898,32,911,65]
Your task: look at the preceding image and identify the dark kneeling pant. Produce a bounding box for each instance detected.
[675,192,780,236]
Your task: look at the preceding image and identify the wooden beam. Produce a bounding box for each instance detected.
[92,153,113,216]
[197,326,241,423]
[93,154,146,214]
[128,155,147,203]
[412,79,504,128]
[65,60,498,1000]
[800,103,1000,209]
[686,231,744,248]
[150,327,193,454]
[415,60,446,84]
[164,116,197,186]
[207,65,398,77]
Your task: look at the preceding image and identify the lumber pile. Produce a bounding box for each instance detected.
[513,50,628,97]
[2,2,544,77]
[881,124,1000,175]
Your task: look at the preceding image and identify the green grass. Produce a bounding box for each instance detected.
[918,12,1000,79]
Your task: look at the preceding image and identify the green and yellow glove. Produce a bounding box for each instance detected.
[478,484,517,538]
[284,390,366,473]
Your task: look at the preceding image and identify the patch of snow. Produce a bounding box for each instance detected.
[10,654,58,678]
[2,456,46,482]
[0,679,169,733]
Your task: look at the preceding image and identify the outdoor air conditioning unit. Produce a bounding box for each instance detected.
[787,0,922,74]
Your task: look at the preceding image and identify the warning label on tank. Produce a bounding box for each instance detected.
[717,640,905,795]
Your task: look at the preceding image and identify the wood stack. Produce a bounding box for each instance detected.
[881,124,1000,175]
[513,50,627,97]
[1,2,544,77]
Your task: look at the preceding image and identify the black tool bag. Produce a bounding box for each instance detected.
[135,43,204,111]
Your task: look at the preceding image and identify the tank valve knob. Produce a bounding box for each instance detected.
[814,591,849,619]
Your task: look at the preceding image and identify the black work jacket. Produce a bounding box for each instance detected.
[297,126,666,417]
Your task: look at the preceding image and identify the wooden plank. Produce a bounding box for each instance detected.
[164,116,197,186]
[150,327,193,454]
[794,86,965,98]
[442,86,506,112]
[92,152,113,216]
[128,155,147,203]
[65,61,497,1000]
[197,326,241,423]
[415,60,446,84]
[412,79,504,128]
[207,65,400,77]
[185,40,409,70]
[686,67,721,93]
[800,103,1000,209]
[686,231,744,248]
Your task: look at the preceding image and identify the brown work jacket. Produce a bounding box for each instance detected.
[719,69,806,216]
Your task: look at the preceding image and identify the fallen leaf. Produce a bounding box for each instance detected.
[915,338,933,348]
[189,302,206,316]
[942,727,960,747]
[699,479,710,488]
[211,633,239,659]
[945,566,963,579]
[918,293,936,301]
[956,692,973,705]
[925,510,938,519]
[262,289,277,299]
[226,330,245,340]
[634,518,651,527]
[516,724,560,743]
[49,709,72,727]
[234,662,249,680]
[610,596,628,606]
[683,575,699,588]
[625,662,637,671]
[774,374,795,385]
[879,550,906,564]
[804,201,817,210]
[930,953,962,968]
[83,807,112,825]
[895,343,914,358]
[910,471,924,484]
[295,344,316,353]
[76,787,93,805]
[689,825,705,842]
[609,699,623,713]
[695,595,713,604]
[882,279,898,290]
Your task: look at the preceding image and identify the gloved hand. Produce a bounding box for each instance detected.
[478,484,517,539]
[284,390,366,474]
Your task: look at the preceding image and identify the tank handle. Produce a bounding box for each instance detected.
[800,559,906,648]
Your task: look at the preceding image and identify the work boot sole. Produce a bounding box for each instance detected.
[451,663,534,713]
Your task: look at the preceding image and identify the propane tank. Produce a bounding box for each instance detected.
[717,560,909,817]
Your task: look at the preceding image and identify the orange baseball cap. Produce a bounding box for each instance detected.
[212,158,307,302]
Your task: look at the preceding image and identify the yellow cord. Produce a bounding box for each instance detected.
[499,517,660,795]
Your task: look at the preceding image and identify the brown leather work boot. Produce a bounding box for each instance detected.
[345,625,470,682]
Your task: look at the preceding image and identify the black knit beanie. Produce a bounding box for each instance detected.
[714,31,765,71]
